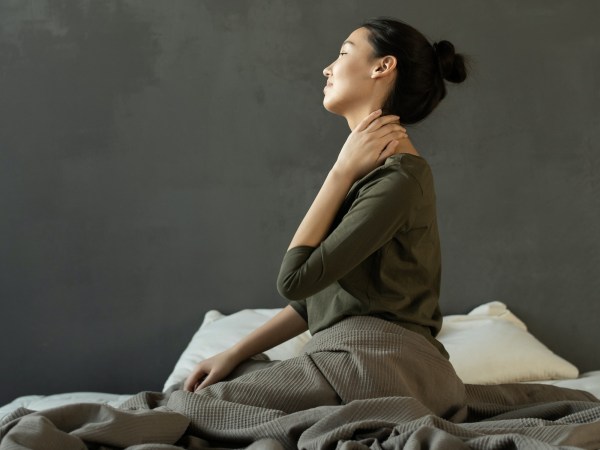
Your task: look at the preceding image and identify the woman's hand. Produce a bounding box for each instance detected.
[334,109,408,181]
[183,348,243,392]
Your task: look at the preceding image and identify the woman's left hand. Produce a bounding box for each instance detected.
[334,109,408,181]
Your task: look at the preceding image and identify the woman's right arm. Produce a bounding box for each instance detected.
[183,305,308,392]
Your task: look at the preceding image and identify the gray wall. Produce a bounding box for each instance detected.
[1,0,598,404]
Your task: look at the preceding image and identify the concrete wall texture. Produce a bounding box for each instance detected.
[1,0,599,404]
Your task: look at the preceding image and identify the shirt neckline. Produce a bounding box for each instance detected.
[385,152,426,165]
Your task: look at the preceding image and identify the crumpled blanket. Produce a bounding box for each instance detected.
[2,316,599,450]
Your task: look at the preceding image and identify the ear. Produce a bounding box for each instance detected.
[371,55,397,79]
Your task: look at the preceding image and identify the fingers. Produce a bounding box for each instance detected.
[184,369,208,392]
[183,375,195,392]
[197,373,216,391]
[375,125,408,142]
[356,109,383,132]
[183,375,193,392]
[357,110,407,135]
[366,115,406,135]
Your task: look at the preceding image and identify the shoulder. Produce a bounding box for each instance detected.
[384,153,431,177]
[357,153,431,198]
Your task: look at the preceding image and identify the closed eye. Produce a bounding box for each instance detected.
[339,52,347,56]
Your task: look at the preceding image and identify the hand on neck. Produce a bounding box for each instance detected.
[344,107,420,157]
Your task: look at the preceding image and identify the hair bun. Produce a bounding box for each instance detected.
[433,40,467,83]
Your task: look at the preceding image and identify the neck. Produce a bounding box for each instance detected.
[393,136,420,156]
[345,104,382,131]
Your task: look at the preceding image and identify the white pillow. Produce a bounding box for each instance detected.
[437,301,579,384]
[163,308,311,391]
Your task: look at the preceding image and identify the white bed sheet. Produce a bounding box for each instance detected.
[0,392,133,420]
[523,370,600,399]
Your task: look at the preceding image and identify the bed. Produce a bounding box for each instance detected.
[1,301,600,449]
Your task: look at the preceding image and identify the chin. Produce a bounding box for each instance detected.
[322,99,345,117]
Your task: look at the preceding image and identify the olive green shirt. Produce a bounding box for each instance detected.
[276,153,448,359]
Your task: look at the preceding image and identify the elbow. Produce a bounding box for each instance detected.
[276,273,307,301]
[276,245,319,300]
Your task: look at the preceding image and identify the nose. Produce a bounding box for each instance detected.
[323,63,332,78]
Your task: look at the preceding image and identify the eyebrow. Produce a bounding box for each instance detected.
[342,40,355,46]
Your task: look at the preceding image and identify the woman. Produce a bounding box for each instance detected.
[183,15,469,428]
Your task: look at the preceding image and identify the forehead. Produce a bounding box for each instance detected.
[342,27,370,47]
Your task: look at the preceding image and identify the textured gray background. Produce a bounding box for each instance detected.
[0,0,598,404]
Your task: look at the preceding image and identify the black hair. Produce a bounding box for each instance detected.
[360,16,471,124]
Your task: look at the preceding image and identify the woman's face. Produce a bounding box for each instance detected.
[322,27,390,117]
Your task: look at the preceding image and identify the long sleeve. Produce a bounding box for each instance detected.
[288,299,308,322]
[277,165,422,301]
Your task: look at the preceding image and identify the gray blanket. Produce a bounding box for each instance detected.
[2,316,599,449]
